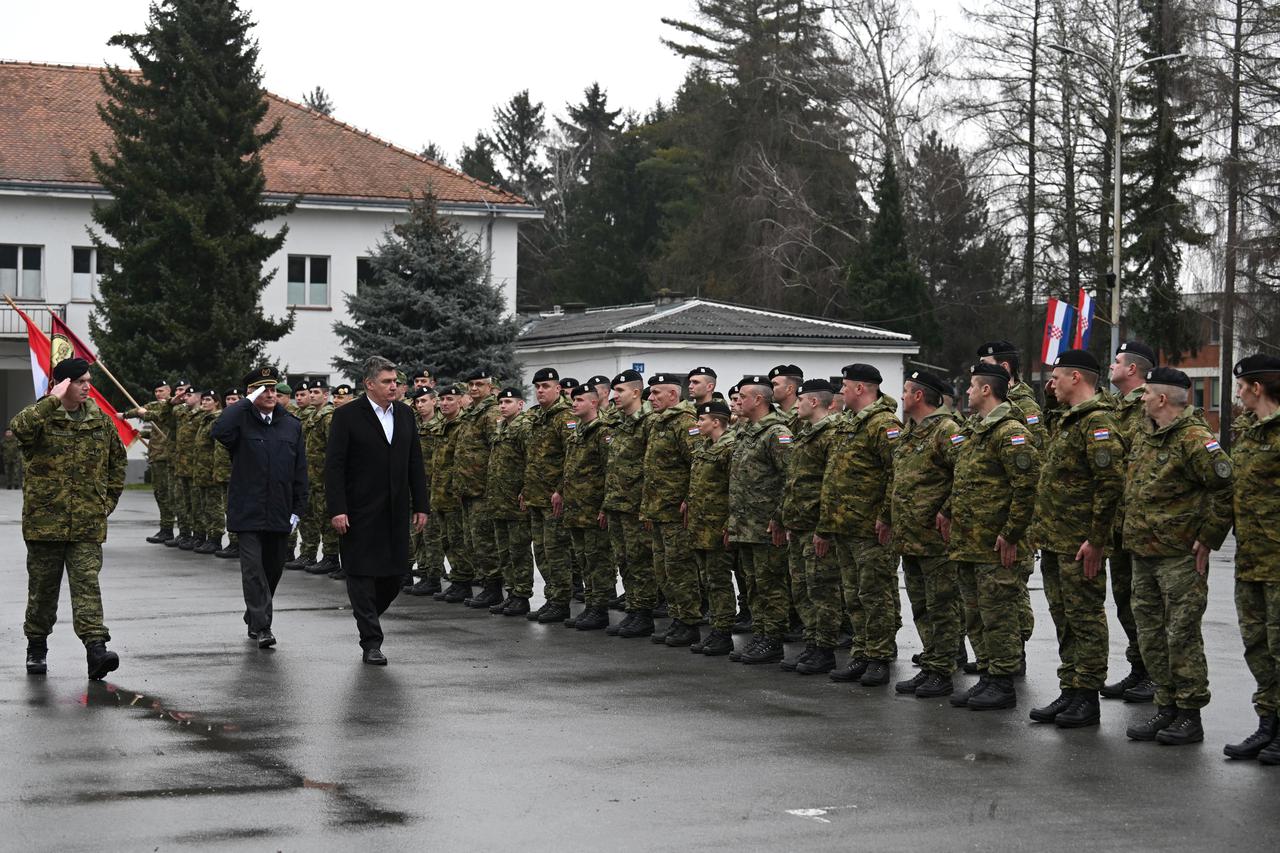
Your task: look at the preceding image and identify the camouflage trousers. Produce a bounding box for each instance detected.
[1235,579,1280,716]
[902,554,962,674]
[834,536,899,661]
[201,484,225,539]
[309,483,339,559]
[1040,551,1109,691]
[173,475,193,535]
[528,507,570,605]
[606,511,655,611]
[494,516,533,598]
[736,541,790,639]
[569,524,612,606]
[462,497,500,583]
[1109,549,1143,667]
[441,511,473,582]
[2,454,22,489]
[190,482,206,538]
[956,560,1023,677]
[1131,554,1210,709]
[150,460,174,529]
[651,521,700,623]
[413,515,445,580]
[788,530,842,648]
[297,482,320,561]
[695,546,736,631]
[1017,557,1035,644]
[24,540,108,645]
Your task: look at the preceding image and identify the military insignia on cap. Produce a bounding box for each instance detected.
[911,371,919,379]
[1010,434,1026,446]
[261,368,270,376]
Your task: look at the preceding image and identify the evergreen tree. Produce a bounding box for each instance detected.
[302,85,334,115]
[493,90,549,201]
[556,82,623,179]
[90,0,293,396]
[332,195,518,383]
[459,132,503,187]
[419,141,446,165]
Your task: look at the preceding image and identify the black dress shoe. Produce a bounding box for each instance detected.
[363,648,388,665]
[257,628,276,649]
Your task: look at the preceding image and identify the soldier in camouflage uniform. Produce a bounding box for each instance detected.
[275,382,300,562]
[432,385,474,603]
[454,371,504,609]
[1224,354,1280,763]
[1122,366,1234,746]
[945,363,1040,712]
[521,368,575,623]
[212,389,240,559]
[888,369,964,699]
[728,375,793,664]
[687,366,717,408]
[1100,340,1157,702]
[603,370,658,638]
[167,383,201,550]
[406,387,444,596]
[486,388,534,615]
[13,358,127,679]
[300,379,339,576]
[191,390,222,553]
[132,380,174,542]
[780,379,841,675]
[818,363,903,687]
[769,364,805,433]
[285,381,320,569]
[1025,350,1125,728]
[587,375,619,428]
[333,383,354,408]
[2,427,22,490]
[556,386,613,630]
[685,399,736,656]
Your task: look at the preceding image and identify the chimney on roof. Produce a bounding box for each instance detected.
[561,302,588,314]
[653,288,685,306]
[517,302,541,315]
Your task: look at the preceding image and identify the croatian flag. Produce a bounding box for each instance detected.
[1074,288,1094,349]
[1041,297,1076,366]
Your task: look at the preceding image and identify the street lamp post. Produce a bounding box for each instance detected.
[1047,42,1188,367]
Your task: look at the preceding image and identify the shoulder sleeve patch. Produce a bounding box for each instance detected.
[1015,452,1032,470]
[1093,448,1112,468]
[885,427,901,439]
[1214,458,1233,479]
[1009,434,1027,446]
[1092,428,1110,441]
[1026,414,1040,425]
[688,427,700,435]
[950,433,966,445]
[777,433,793,445]
[565,421,577,430]
[1204,438,1221,453]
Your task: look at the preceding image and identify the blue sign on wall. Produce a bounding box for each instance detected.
[632,362,645,373]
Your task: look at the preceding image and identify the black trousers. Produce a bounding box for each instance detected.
[239,531,289,633]
[345,574,402,650]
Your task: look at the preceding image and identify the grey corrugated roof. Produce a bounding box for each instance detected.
[517,298,915,348]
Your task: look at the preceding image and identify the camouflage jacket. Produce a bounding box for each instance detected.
[602,406,650,514]
[559,415,611,527]
[213,429,232,484]
[1122,406,1234,558]
[137,399,175,461]
[192,409,218,486]
[728,411,793,543]
[173,404,201,476]
[453,395,500,498]
[1232,408,1280,581]
[818,395,902,538]
[304,404,334,480]
[1029,394,1126,554]
[947,401,1041,563]
[430,414,466,512]
[1108,386,1149,441]
[1008,381,1046,448]
[486,413,529,519]
[889,409,963,557]
[687,430,735,550]
[782,415,838,532]
[416,412,443,491]
[9,395,127,543]
[522,398,574,509]
[640,405,699,522]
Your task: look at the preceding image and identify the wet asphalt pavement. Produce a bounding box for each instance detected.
[2,489,1278,852]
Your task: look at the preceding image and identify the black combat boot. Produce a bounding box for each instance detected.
[1100,663,1147,699]
[1156,708,1204,746]
[1056,690,1101,728]
[741,636,785,665]
[408,577,442,596]
[607,612,634,636]
[575,606,611,631]
[1258,737,1280,765]
[1030,691,1076,723]
[537,601,571,624]
[501,597,531,617]
[729,635,762,663]
[1224,712,1279,760]
[215,540,239,559]
[26,639,47,675]
[895,670,930,695]
[1126,705,1178,741]
[442,581,472,603]
[608,592,627,612]
[1122,676,1156,703]
[489,597,513,615]
[651,620,677,644]
[830,657,870,683]
[283,553,312,570]
[466,579,504,609]
[914,671,955,698]
[164,530,186,548]
[701,629,734,657]
[653,596,669,619]
[307,556,339,575]
[950,677,988,708]
[195,536,220,555]
[86,641,120,681]
[665,620,700,647]
[146,527,172,544]
[968,675,1016,711]
[860,660,891,687]
[526,601,549,621]
[178,535,198,551]
[781,643,816,672]
[690,631,710,653]
[796,646,836,675]
[731,607,752,635]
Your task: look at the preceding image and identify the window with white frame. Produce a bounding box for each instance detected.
[287,255,329,307]
[0,244,43,299]
[72,247,111,301]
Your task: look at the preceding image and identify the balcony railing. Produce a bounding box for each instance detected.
[0,303,65,337]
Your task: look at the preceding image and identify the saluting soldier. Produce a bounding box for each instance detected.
[1122,366,1233,746]
[522,368,576,623]
[485,388,534,615]
[167,383,201,550]
[685,399,736,656]
[556,385,613,630]
[603,370,658,638]
[133,380,175,543]
[14,358,127,679]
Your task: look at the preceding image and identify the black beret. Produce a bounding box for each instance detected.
[970,362,1011,380]
[465,369,492,382]
[711,391,725,400]
[559,377,580,390]
[841,363,882,384]
[586,375,612,387]
[569,384,596,399]
[297,379,311,391]
[244,366,280,390]
[439,383,465,397]
[612,369,643,386]
[1146,366,1191,389]
[310,376,329,390]
[697,400,732,419]
[905,369,951,399]
[688,366,718,379]
[647,373,681,387]
[798,378,833,395]
[223,388,241,398]
[497,387,523,400]
[1233,354,1280,378]
[768,364,803,381]
[532,367,560,383]
[414,368,433,380]
[155,379,171,390]
[727,384,741,396]
[738,374,770,389]
[334,384,353,396]
[1117,340,1157,364]
[977,341,1018,358]
[175,378,191,388]
[1053,348,1100,374]
[405,387,425,401]
[51,357,91,384]
[200,389,217,400]
[829,376,843,388]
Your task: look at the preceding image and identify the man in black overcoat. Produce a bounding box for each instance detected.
[211,366,308,649]
[326,356,429,664]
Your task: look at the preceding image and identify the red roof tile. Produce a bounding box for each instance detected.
[0,60,529,207]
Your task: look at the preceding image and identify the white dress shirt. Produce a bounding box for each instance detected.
[368,396,395,443]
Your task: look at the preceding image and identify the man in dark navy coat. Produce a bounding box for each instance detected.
[326,356,429,664]
[212,366,308,649]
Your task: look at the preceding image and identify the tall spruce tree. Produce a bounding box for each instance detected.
[332,195,518,383]
[90,0,293,396]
